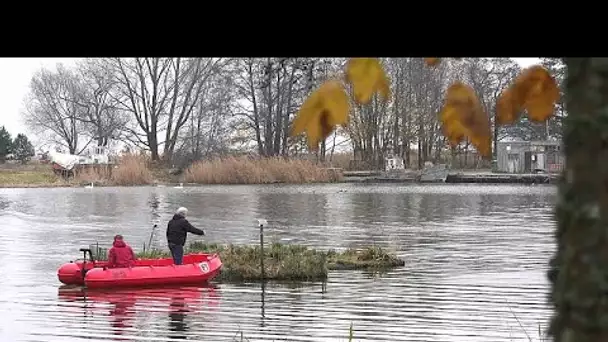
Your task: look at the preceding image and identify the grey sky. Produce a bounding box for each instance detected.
[0,58,78,140]
[0,57,540,141]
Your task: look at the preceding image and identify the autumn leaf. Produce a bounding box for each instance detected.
[496,65,559,124]
[425,58,441,67]
[439,82,491,158]
[344,58,391,105]
[290,80,350,151]
[496,88,520,125]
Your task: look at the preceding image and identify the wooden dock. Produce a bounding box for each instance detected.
[445,172,559,184]
[339,168,559,184]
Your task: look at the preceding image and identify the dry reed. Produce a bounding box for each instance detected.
[71,153,153,186]
[110,154,154,186]
[73,166,113,185]
[184,156,343,184]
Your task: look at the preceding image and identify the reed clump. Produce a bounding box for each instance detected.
[326,245,405,270]
[135,242,403,282]
[73,166,113,185]
[71,153,154,186]
[184,156,343,184]
[109,154,154,186]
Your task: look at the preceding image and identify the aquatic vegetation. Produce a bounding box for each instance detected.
[326,245,405,270]
[134,242,404,282]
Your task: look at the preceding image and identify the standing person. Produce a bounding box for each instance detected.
[107,235,136,268]
[166,207,205,265]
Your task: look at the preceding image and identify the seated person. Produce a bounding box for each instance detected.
[107,234,136,268]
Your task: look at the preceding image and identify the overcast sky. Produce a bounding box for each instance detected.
[0,57,541,140]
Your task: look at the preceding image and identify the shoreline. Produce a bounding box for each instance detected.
[0,177,559,189]
[0,162,560,189]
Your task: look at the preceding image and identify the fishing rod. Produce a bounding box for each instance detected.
[145,224,159,252]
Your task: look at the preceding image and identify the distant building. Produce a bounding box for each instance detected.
[384,145,405,171]
[496,140,564,173]
[385,154,405,171]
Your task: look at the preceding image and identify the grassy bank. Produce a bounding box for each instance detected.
[0,154,155,188]
[184,156,342,184]
[0,155,342,188]
[135,242,405,282]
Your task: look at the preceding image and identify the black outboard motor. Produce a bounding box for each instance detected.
[79,248,95,280]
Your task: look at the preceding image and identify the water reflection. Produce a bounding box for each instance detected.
[108,295,136,339]
[148,192,161,222]
[57,285,220,340]
[260,282,266,328]
[168,296,189,340]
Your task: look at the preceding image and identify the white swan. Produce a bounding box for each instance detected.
[84,182,94,189]
[174,183,183,189]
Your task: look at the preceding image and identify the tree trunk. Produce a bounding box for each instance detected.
[417,139,422,169]
[319,139,326,163]
[281,65,296,156]
[273,69,283,156]
[549,58,608,342]
[464,141,469,168]
[493,113,499,160]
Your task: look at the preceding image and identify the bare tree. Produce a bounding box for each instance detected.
[178,65,236,161]
[463,58,520,158]
[380,58,452,169]
[343,58,522,170]
[22,57,538,167]
[109,57,225,162]
[23,64,84,154]
[73,58,128,147]
[232,58,335,157]
[162,58,228,161]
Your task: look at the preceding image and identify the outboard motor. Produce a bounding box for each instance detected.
[79,248,94,280]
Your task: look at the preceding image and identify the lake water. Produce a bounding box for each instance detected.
[0,183,556,341]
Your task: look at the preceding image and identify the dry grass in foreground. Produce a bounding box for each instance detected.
[184,156,343,184]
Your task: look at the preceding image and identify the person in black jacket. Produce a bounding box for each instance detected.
[166,207,205,265]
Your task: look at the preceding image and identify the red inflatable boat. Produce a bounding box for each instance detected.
[57,248,222,288]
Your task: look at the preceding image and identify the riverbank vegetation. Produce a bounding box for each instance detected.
[0,165,61,188]
[135,242,404,282]
[184,156,342,184]
[0,154,342,187]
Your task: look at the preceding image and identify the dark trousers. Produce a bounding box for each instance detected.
[168,243,184,265]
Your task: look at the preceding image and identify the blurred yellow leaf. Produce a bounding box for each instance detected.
[496,65,559,124]
[290,80,350,150]
[496,88,521,124]
[439,82,491,158]
[425,58,441,67]
[344,58,391,104]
